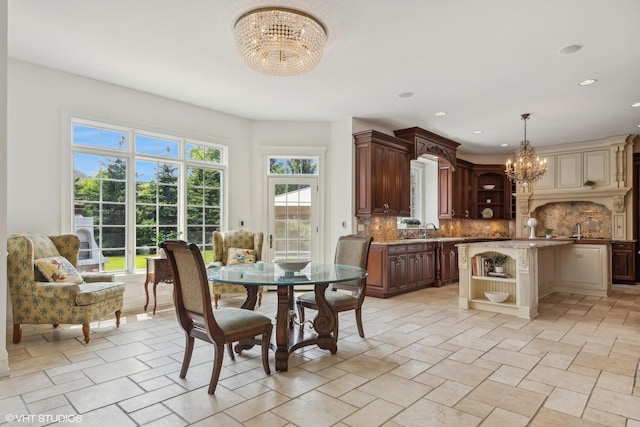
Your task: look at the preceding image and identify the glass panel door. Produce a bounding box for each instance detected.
[268,177,318,262]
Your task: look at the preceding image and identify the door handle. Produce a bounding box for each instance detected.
[269,234,273,249]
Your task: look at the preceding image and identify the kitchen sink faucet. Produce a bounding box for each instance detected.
[424,223,438,238]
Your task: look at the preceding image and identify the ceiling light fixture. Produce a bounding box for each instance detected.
[558,44,583,55]
[632,102,640,108]
[398,92,414,98]
[234,7,327,76]
[473,130,483,134]
[435,111,447,116]
[579,79,597,86]
[505,113,547,189]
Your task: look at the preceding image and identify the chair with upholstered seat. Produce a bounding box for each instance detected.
[160,239,272,394]
[296,234,373,340]
[211,230,264,308]
[7,233,125,344]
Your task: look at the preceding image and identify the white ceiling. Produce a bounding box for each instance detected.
[8,0,640,154]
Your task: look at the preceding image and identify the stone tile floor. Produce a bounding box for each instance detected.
[3,284,640,426]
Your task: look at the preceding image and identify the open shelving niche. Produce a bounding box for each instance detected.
[470,251,516,306]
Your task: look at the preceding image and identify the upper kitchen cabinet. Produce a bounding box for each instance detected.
[394,127,459,168]
[473,164,512,220]
[354,130,413,217]
[453,159,474,219]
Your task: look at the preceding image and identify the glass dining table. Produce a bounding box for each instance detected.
[208,262,368,371]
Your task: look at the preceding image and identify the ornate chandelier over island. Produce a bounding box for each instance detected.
[233,7,327,76]
[505,113,547,188]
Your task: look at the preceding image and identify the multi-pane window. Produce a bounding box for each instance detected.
[72,119,225,273]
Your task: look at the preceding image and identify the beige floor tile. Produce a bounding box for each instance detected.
[481,407,530,427]
[341,398,403,427]
[0,372,52,399]
[596,370,635,394]
[582,407,628,426]
[425,380,473,406]
[339,389,377,408]
[454,397,494,419]
[317,372,369,397]
[573,351,639,376]
[529,407,602,427]
[223,390,290,423]
[332,354,398,380]
[22,377,94,404]
[243,411,289,427]
[588,387,640,420]
[544,387,589,417]
[426,359,493,387]
[392,398,482,427]
[163,386,244,424]
[83,357,150,383]
[271,390,357,427]
[128,402,173,425]
[526,364,597,394]
[487,365,528,386]
[257,368,331,398]
[480,347,540,370]
[357,373,431,407]
[65,377,145,413]
[467,380,545,417]
[79,404,136,427]
[388,360,431,379]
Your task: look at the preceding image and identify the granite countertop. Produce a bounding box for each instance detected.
[372,237,506,245]
[458,240,573,249]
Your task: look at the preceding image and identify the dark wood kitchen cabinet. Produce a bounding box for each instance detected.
[366,242,435,298]
[612,241,635,282]
[354,130,413,217]
[453,159,474,219]
[436,241,459,286]
[472,164,512,220]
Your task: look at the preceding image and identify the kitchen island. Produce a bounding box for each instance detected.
[457,239,612,319]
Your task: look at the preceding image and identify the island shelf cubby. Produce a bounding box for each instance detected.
[469,251,516,305]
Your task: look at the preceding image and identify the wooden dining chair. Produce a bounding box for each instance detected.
[296,234,373,340]
[160,240,272,394]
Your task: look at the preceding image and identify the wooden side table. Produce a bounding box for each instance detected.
[144,257,174,314]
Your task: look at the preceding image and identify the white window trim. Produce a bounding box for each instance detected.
[61,110,228,273]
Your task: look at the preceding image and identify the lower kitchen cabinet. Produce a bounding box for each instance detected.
[366,242,436,298]
[436,241,459,287]
[612,241,635,282]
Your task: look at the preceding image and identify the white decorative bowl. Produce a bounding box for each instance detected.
[274,259,310,273]
[483,184,496,190]
[484,291,509,303]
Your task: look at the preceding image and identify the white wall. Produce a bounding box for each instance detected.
[0,1,9,377]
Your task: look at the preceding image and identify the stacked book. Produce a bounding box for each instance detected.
[471,256,510,278]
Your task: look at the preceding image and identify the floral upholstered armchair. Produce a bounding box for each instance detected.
[211,230,264,308]
[7,233,126,344]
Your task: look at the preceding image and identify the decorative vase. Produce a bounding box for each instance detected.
[494,266,504,273]
[545,234,552,239]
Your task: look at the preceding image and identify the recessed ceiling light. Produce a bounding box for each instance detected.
[398,92,413,98]
[579,79,597,86]
[435,111,447,116]
[558,44,583,55]
[473,130,483,134]
[500,143,509,147]
[632,102,640,108]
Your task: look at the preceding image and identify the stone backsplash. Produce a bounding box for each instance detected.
[531,201,612,238]
[356,217,513,241]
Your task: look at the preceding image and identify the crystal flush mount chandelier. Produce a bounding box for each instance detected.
[505,113,547,188]
[233,7,327,76]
